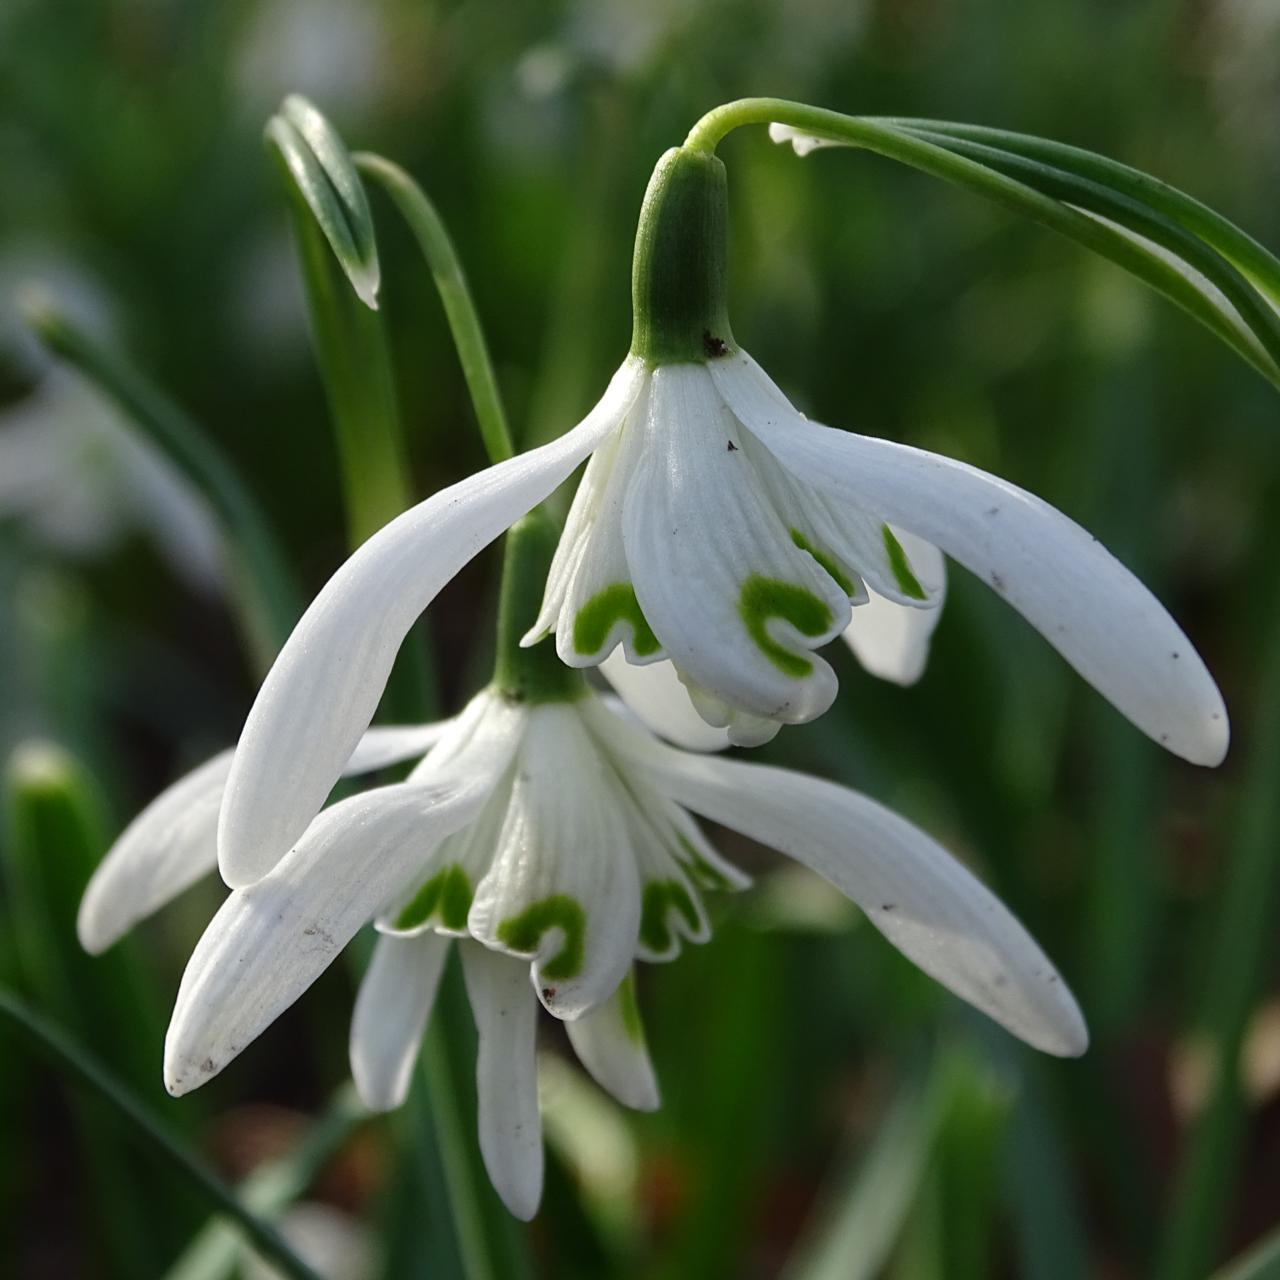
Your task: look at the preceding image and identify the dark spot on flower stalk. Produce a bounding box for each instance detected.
[703,329,729,357]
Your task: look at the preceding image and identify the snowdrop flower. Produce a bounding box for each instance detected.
[217,145,1225,867]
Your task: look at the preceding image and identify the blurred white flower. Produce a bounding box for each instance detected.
[0,372,224,591]
[240,1202,372,1280]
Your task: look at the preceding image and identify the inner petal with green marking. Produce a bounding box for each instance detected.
[738,575,834,678]
[789,528,856,596]
[393,864,473,932]
[496,893,587,980]
[882,525,927,600]
[639,878,703,954]
[573,583,661,658]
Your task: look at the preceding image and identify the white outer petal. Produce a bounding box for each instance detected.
[461,942,544,1221]
[844,531,947,687]
[613,737,1087,1057]
[565,980,659,1112]
[165,770,500,1096]
[77,751,232,955]
[599,652,730,752]
[711,354,1228,767]
[350,932,450,1111]
[341,722,453,775]
[219,359,644,888]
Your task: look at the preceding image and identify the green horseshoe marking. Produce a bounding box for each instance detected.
[496,894,587,980]
[394,864,473,932]
[738,575,833,678]
[573,583,660,658]
[639,879,701,953]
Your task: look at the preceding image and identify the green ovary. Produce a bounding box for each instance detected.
[789,529,855,596]
[573,583,660,658]
[394,864,473,932]
[882,526,926,600]
[496,894,586,980]
[640,879,701,953]
[738,575,833,678]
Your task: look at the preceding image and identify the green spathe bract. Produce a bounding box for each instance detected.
[630,147,735,366]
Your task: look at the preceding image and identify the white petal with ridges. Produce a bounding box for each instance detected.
[565,977,659,1112]
[844,530,947,686]
[468,704,639,1020]
[350,932,449,1111]
[77,750,231,955]
[165,752,508,1095]
[219,359,644,888]
[713,354,1228,766]
[612,736,1087,1057]
[622,364,851,736]
[461,942,543,1220]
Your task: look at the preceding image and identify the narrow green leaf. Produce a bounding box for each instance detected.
[0,988,322,1280]
[20,294,301,673]
[164,1084,368,1280]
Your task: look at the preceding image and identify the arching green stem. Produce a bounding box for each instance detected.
[355,152,516,466]
[682,99,1280,390]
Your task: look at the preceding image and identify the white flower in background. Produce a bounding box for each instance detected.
[0,373,224,591]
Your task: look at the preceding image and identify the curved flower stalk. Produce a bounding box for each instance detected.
[218,137,1227,858]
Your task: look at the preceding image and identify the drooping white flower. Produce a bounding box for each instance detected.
[166,680,1086,1117]
[215,145,1226,880]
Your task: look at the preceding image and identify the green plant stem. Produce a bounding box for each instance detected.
[354,152,515,465]
[681,99,1280,389]
[269,143,413,546]
[0,988,321,1280]
[21,297,299,673]
[1155,579,1280,1278]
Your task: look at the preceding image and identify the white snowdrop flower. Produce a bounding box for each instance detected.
[163,664,1087,1134]
[217,145,1226,866]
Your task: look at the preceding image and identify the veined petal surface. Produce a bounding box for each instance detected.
[469,704,640,1019]
[623,364,851,733]
[712,353,1228,766]
[461,942,543,1221]
[77,750,232,955]
[350,932,450,1111]
[612,732,1087,1056]
[166,769,498,1096]
[565,977,660,1112]
[220,359,644,887]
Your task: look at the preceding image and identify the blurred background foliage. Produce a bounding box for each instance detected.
[3,0,1280,1276]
